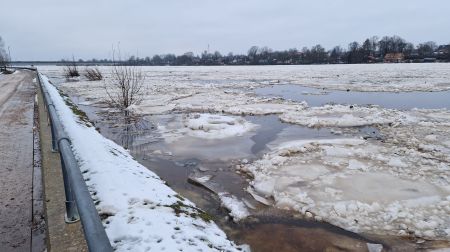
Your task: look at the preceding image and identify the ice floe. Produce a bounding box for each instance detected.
[240,137,450,240]
[183,113,257,139]
[279,104,415,128]
[151,113,259,161]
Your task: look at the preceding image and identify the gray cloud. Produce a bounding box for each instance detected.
[1,0,449,60]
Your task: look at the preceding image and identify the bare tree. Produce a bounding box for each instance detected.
[0,36,10,71]
[247,46,259,64]
[417,41,438,57]
[104,49,146,114]
[403,43,415,58]
[329,46,344,63]
[310,44,328,64]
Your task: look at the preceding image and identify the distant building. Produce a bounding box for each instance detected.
[435,45,450,61]
[367,55,377,63]
[423,58,437,63]
[436,45,450,55]
[384,53,404,63]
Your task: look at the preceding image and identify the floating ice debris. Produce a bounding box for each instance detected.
[218,192,251,222]
[366,243,383,252]
[246,187,272,206]
[187,173,218,194]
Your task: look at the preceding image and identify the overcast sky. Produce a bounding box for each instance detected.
[1,0,450,60]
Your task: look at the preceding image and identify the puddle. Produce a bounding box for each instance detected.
[256,84,450,109]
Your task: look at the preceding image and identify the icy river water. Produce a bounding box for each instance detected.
[256,85,450,110]
[76,105,393,252]
[41,64,450,252]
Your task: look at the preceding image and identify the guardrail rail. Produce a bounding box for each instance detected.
[10,66,113,252]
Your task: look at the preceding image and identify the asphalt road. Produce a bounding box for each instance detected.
[0,70,37,251]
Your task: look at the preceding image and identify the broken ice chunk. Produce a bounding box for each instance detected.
[218,192,250,222]
[366,243,383,252]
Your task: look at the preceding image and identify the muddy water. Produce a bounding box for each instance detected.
[256,84,450,109]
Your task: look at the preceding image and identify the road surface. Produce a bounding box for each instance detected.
[0,70,39,251]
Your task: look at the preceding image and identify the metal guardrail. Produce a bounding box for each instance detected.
[11,66,113,252]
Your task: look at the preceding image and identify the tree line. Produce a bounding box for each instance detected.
[4,34,450,66]
[93,35,449,66]
[46,35,438,66]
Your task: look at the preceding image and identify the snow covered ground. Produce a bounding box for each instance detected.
[38,64,450,243]
[40,74,247,252]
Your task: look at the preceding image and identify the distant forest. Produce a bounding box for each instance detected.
[61,35,449,66]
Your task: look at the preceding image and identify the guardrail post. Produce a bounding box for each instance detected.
[48,104,58,152]
[59,137,80,223]
[50,124,58,152]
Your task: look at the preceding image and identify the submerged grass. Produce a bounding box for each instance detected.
[57,89,94,127]
[167,199,215,223]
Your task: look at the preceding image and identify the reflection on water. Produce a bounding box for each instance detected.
[126,114,335,160]
[119,116,153,150]
[256,84,450,109]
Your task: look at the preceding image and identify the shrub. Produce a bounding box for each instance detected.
[0,68,14,74]
[63,58,80,78]
[104,64,145,113]
[84,67,103,81]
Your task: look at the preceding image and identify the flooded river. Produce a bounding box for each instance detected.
[44,64,450,252]
[69,97,434,252]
